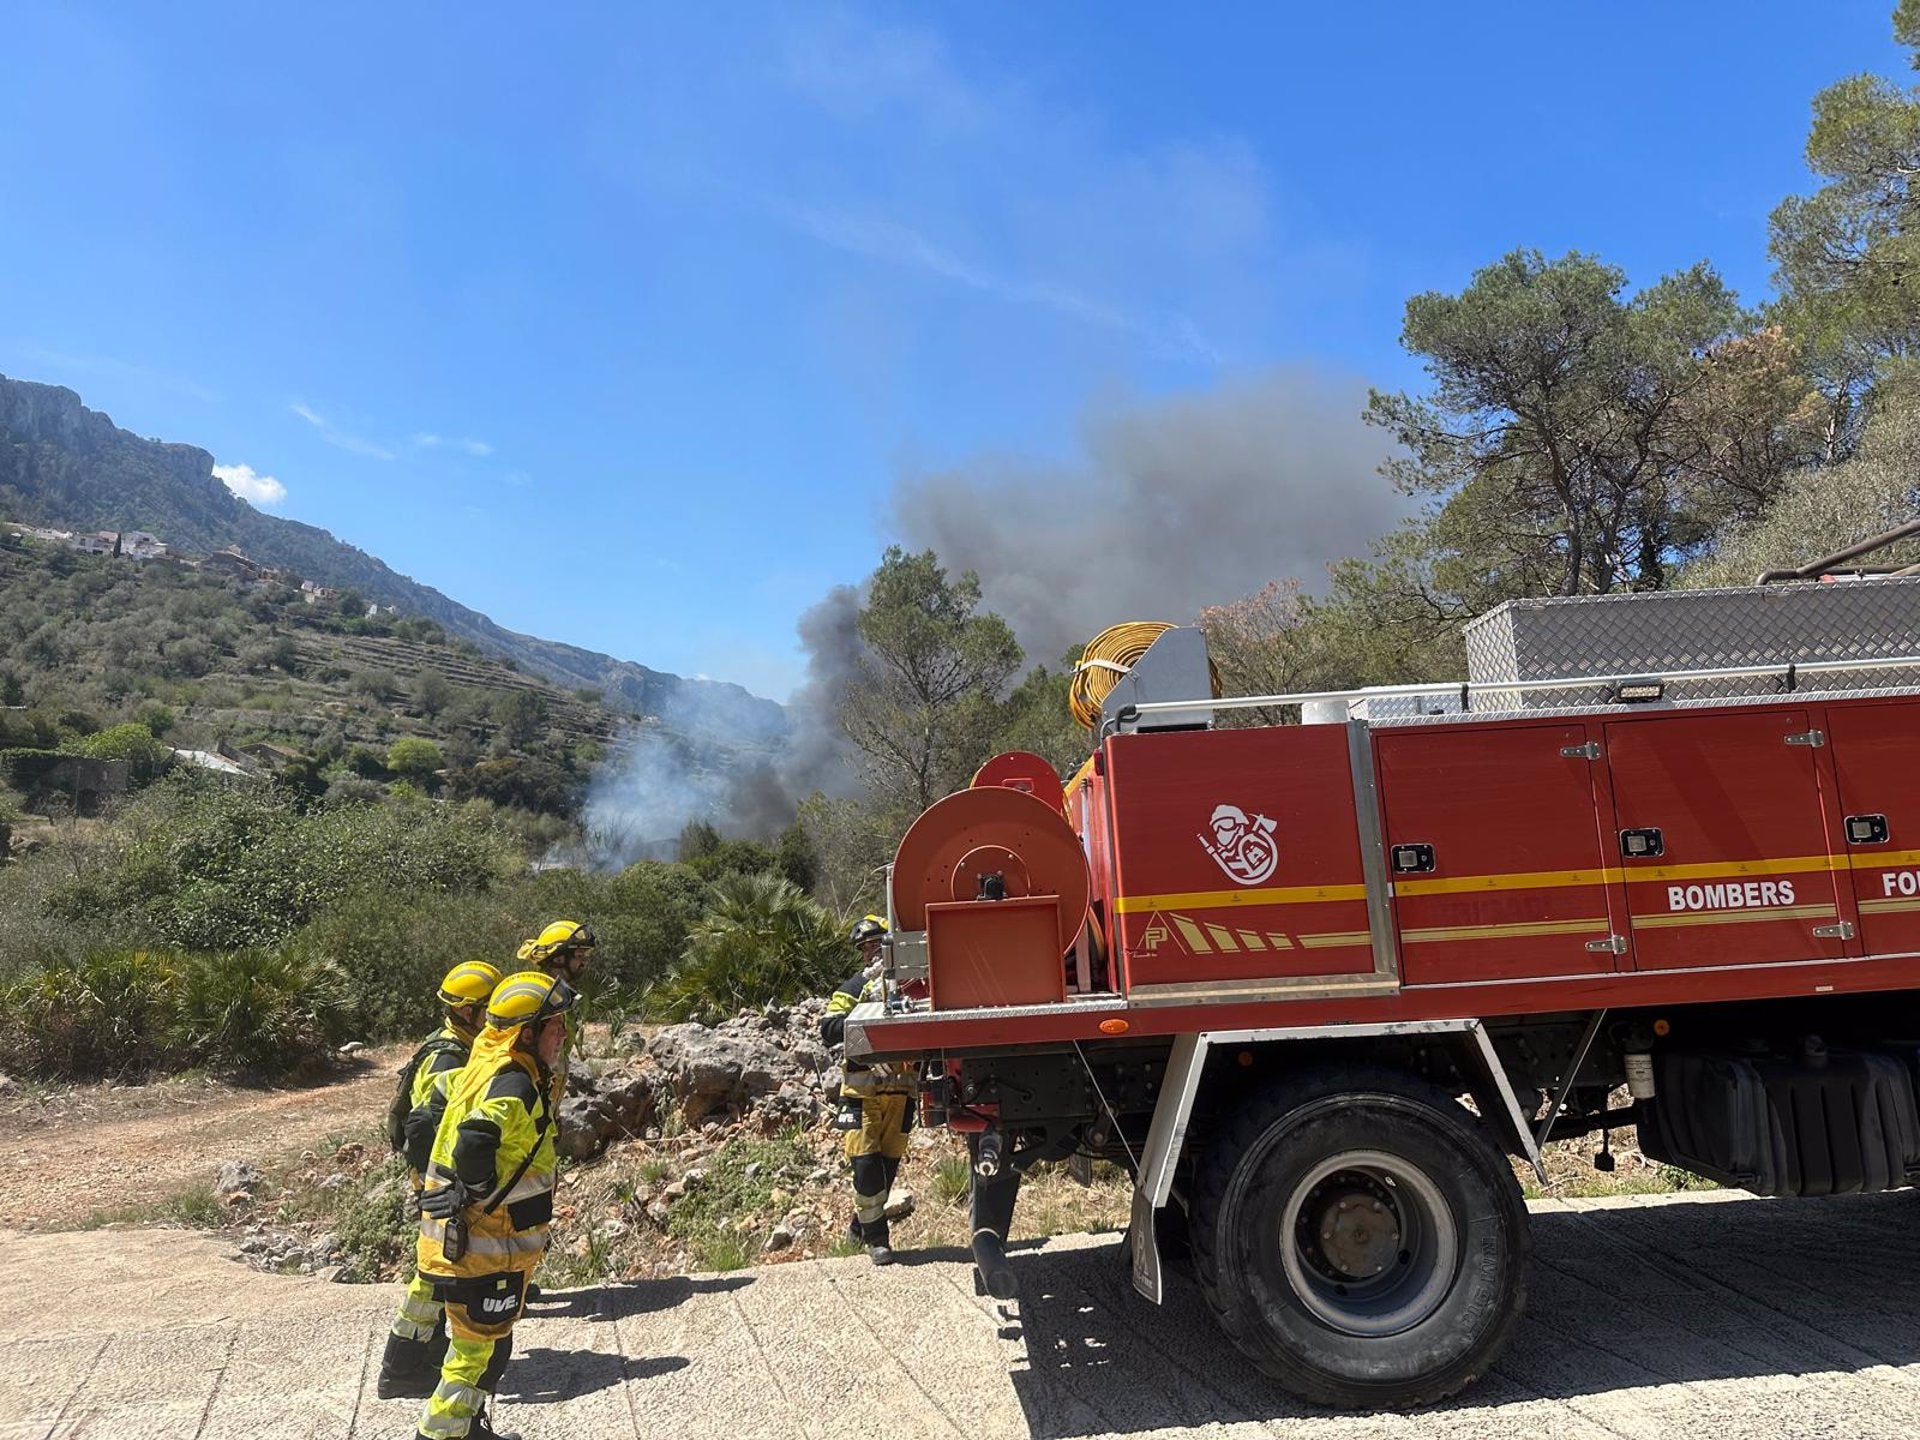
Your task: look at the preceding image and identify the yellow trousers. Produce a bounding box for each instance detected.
[845,1091,912,1227]
[415,1269,529,1439]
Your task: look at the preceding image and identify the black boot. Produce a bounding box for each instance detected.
[864,1216,895,1266]
[469,1406,522,1440]
[376,1332,438,1400]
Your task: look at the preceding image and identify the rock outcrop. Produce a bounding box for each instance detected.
[555,1001,838,1163]
[644,1000,836,1128]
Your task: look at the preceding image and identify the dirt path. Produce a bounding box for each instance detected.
[0,1045,410,1229]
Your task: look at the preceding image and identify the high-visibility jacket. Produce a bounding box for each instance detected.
[410,1023,471,1107]
[399,1022,474,1177]
[416,1024,558,1279]
[822,971,916,1098]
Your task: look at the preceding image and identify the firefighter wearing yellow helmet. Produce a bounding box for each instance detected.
[516,920,594,1098]
[410,970,576,1440]
[820,915,916,1265]
[516,919,595,977]
[379,960,504,1400]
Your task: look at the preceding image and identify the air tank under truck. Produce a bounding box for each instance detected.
[843,576,1920,1409]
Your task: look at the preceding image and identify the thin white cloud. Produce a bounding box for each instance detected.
[739,14,1282,368]
[212,462,288,507]
[766,197,1223,364]
[413,432,494,457]
[780,20,990,137]
[290,402,397,461]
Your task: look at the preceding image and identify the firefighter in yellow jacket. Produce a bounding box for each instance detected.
[516,919,594,1100]
[820,915,916,1265]
[411,970,575,1440]
[378,960,503,1399]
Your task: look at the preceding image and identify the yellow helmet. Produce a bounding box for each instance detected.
[516,919,596,965]
[437,960,503,1007]
[850,914,888,946]
[485,970,580,1030]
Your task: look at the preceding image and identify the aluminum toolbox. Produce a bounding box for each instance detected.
[1462,576,1920,707]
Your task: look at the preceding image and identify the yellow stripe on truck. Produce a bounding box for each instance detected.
[1401,917,1610,944]
[1630,904,1837,930]
[1115,883,1369,914]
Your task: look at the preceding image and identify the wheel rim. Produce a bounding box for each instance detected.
[1277,1148,1459,1337]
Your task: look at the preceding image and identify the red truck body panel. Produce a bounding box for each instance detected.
[1825,701,1920,957]
[1105,725,1375,1000]
[1377,719,1623,986]
[862,689,1920,1058]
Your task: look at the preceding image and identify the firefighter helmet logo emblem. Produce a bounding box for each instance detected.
[1200,803,1278,885]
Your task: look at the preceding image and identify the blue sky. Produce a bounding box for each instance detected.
[0,3,1902,699]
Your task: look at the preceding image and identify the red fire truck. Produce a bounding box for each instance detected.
[845,573,1920,1409]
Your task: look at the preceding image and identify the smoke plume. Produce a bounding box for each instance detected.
[577,586,866,867]
[576,368,1399,863]
[892,367,1403,662]
[780,584,865,800]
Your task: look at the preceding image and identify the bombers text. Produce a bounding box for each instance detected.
[1667,879,1797,912]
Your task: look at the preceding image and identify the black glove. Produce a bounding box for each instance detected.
[420,1180,473,1220]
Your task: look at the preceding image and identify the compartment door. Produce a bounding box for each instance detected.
[1604,709,1850,970]
[1826,702,1920,956]
[1380,722,1622,985]
[1104,725,1378,1002]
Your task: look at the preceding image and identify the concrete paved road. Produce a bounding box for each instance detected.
[7,1190,1920,1440]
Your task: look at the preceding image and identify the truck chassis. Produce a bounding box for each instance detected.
[849,582,1920,1408]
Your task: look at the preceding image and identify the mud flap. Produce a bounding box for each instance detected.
[1129,1188,1162,1304]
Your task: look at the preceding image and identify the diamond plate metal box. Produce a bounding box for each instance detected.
[1462,578,1920,707]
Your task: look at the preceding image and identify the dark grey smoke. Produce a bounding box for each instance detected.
[578,586,865,867]
[891,367,1404,661]
[579,368,1398,864]
[781,584,863,798]
[704,584,864,839]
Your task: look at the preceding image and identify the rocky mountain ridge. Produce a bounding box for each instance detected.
[0,374,786,747]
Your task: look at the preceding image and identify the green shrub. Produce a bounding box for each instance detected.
[168,948,347,1076]
[284,888,527,1039]
[654,872,848,1022]
[52,776,517,949]
[4,950,183,1077]
[75,722,172,784]
[666,1132,815,1265]
[332,1160,415,1281]
[386,737,445,786]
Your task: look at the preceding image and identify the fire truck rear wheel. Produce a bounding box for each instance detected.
[1191,1065,1531,1409]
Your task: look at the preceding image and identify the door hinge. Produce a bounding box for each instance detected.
[1560,741,1602,760]
[1785,730,1826,748]
[1585,935,1630,954]
[1812,921,1856,940]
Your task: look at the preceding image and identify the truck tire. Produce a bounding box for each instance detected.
[1190,1064,1530,1409]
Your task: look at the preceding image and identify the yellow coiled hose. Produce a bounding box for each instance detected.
[1068,621,1219,730]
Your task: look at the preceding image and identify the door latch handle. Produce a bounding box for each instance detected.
[1846,814,1890,846]
[1619,828,1664,859]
